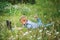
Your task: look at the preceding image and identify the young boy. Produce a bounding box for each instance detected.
[20,15,39,29]
[20,15,53,29]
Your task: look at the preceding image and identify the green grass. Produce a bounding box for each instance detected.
[0,0,60,40]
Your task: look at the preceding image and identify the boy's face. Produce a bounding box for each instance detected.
[20,16,27,25]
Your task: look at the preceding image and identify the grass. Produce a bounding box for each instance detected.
[0,0,60,40]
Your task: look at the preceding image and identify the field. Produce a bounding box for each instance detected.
[0,0,60,40]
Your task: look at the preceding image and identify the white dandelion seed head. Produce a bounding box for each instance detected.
[39,30,43,33]
[37,37,41,40]
[46,30,50,33]
[23,31,29,36]
[55,32,59,35]
[44,27,47,30]
[46,30,51,36]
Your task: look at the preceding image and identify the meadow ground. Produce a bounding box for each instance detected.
[0,0,60,40]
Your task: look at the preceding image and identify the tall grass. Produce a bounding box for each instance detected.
[0,0,60,40]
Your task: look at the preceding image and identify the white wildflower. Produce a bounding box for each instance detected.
[55,32,59,35]
[46,30,51,35]
[46,30,50,33]
[39,30,43,33]
[23,31,29,36]
[37,37,41,40]
[44,27,47,30]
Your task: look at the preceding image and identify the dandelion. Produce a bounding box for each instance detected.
[46,30,51,36]
[39,30,43,33]
[44,27,47,30]
[30,36,33,38]
[23,31,29,36]
[37,37,41,40]
[55,32,59,35]
[46,30,49,34]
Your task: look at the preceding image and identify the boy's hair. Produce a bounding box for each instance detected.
[20,15,27,25]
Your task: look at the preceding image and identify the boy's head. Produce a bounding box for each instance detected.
[20,15,27,25]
